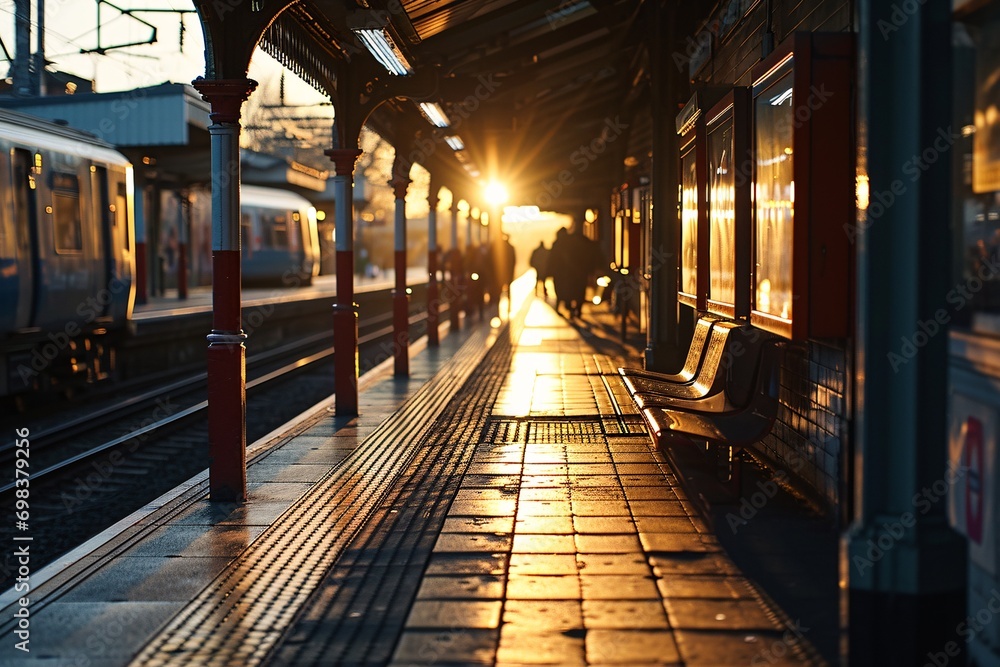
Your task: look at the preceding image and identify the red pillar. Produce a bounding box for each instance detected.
[448,200,462,332]
[390,174,410,376]
[325,148,363,415]
[192,77,257,503]
[427,195,439,346]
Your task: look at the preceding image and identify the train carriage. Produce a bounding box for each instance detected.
[0,108,135,396]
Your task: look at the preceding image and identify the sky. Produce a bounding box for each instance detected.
[0,0,326,105]
[0,0,561,220]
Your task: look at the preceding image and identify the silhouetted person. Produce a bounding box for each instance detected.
[548,227,573,315]
[530,241,550,296]
[550,226,601,318]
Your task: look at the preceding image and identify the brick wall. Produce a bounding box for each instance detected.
[693,0,854,515]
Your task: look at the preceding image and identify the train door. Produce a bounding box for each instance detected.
[10,149,40,330]
[41,161,91,331]
[92,165,131,322]
[93,166,113,319]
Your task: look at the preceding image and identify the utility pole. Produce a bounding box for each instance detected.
[34,0,45,95]
[12,0,34,96]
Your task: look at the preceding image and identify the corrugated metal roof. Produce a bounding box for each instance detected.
[0,83,210,147]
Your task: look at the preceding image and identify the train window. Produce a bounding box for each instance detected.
[241,211,254,258]
[261,210,290,250]
[117,183,129,249]
[51,172,83,253]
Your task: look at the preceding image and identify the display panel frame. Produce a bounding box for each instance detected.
[750,32,854,340]
[705,88,752,320]
[677,102,708,310]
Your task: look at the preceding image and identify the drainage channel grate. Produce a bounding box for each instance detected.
[483,419,528,443]
[526,419,605,443]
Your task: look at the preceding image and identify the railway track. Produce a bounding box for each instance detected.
[0,302,440,590]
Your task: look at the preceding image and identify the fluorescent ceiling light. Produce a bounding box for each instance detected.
[418,102,451,128]
[769,88,792,106]
[354,28,413,76]
[445,135,465,151]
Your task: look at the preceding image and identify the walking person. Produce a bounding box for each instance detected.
[530,241,550,297]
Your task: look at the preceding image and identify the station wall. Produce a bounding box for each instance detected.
[689,0,854,514]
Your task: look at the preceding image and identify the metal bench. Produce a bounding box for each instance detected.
[639,339,786,491]
[629,325,777,413]
[621,320,742,403]
[618,317,785,491]
[618,315,721,385]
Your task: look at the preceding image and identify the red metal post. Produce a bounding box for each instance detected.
[426,194,439,346]
[135,241,148,305]
[134,179,147,304]
[390,174,410,376]
[192,77,257,502]
[325,148,363,415]
[176,190,188,300]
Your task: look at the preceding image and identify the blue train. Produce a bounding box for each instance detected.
[165,183,321,289]
[0,108,135,398]
[0,109,322,398]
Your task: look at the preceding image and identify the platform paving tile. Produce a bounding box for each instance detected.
[506,573,582,599]
[441,516,515,533]
[519,486,572,501]
[586,629,683,664]
[512,533,577,553]
[60,556,233,602]
[673,629,805,666]
[508,553,580,575]
[405,600,503,629]
[570,486,627,500]
[576,552,649,575]
[391,629,500,664]
[571,499,631,516]
[633,516,701,533]
[515,514,576,533]
[582,599,671,629]
[656,574,755,600]
[640,532,721,553]
[448,498,518,516]
[664,596,783,630]
[572,515,636,534]
[461,473,521,488]
[454,488,518,502]
[495,630,587,666]
[516,499,572,516]
[0,601,183,664]
[416,574,507,599]
[114,523,269,558]
[433,532,513,552]
[425,552,509,576]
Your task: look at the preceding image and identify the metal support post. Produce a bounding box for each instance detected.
[192,77,257,502]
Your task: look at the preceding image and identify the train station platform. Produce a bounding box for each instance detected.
[131,268,428,321]
[0,278,826,666]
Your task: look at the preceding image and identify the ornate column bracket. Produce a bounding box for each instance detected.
[192,77,258,124]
